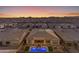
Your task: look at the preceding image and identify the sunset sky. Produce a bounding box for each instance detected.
[0,6,79,17]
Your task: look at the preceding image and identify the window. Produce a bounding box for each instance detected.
[53,26,55,28]
[67,43,72,46]
[26,25,30,28]
[34,40,44,43]
[46,40,50,43]
[53,41,57,44]
[61,26,63,28]
[74,43,77,47]
[54,47,57,49]
[6,41,10,45]
[0,41,2,46]
[68,25,71,28]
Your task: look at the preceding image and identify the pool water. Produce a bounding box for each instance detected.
[29,47,48,52]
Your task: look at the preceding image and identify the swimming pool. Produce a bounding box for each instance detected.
[29,47,48,52]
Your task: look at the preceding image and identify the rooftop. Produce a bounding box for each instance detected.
[54,29,79,41]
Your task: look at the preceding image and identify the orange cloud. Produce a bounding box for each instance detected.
[66,12,79,16]
[47,12,79,17]
[0,13,8,16]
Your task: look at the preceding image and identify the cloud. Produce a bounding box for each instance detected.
[0,13,8,17]
[48,12,79,16]
[0,13,6,16]
[66,12,79,16]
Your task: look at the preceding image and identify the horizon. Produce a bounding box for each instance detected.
[0,6,79,17]
[0,16,79,18]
